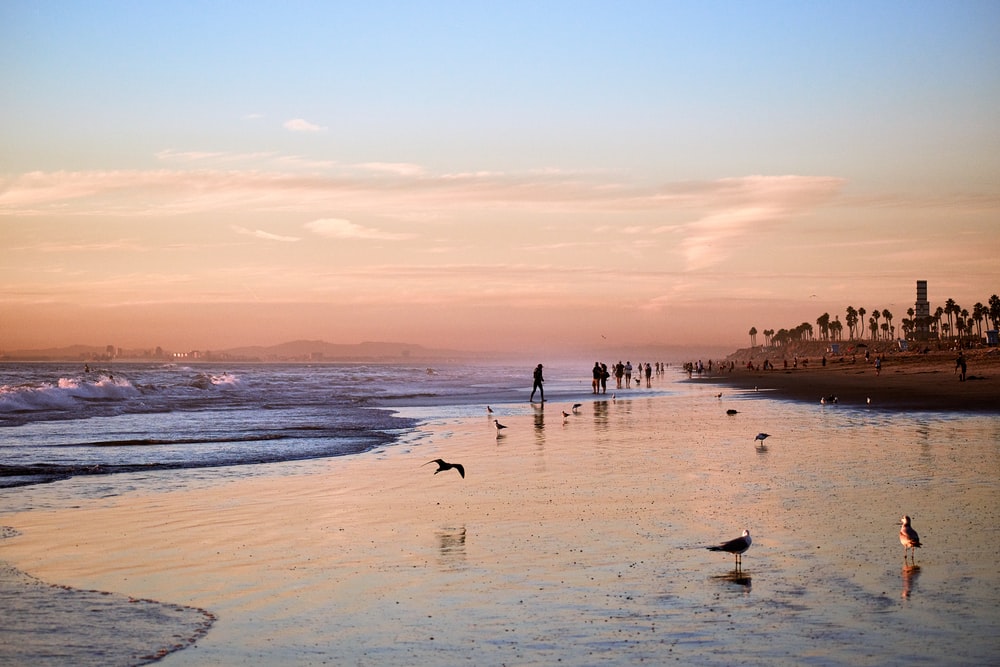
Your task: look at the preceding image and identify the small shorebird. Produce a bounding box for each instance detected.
[572,403,582,412]
[562,410,570,418]
[494,420,507,435]
[716,392,723,399]
[898,515,922,563]
[487,405,493,414]
[726,409,739,415]
[754,433,770,444]
[707,529,752,568]
[423,459,465,478]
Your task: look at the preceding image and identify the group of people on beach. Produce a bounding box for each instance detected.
[530,360,669,402]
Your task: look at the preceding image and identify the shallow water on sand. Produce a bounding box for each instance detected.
[3,374,999,665]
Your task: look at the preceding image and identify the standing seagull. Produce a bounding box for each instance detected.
[707,529,752,568]
[494,420,507,436]
[754,433,770,444]
[423,459,465,478]
[898,515,922,563]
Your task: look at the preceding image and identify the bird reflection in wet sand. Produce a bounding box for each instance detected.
[901,564,921,598]
[712,569,752,593]
[436,526,467,571]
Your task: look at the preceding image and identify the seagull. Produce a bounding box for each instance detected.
[754,433,770,444]
[726,409,739,415]
[494,420,507,434]
[707,529,752,568]
[716,393,723,399]
[423,459,465,478]
[562,410,571,418]
[898,515,922,563]
[572,403,582,412]
[820,395,838,404]
[487,405,493,413]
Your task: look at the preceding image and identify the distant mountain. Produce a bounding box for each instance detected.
[0,340,474,362]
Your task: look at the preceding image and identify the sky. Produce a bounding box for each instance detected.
[2,1,999,357]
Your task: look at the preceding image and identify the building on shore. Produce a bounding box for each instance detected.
[915,280,930,341]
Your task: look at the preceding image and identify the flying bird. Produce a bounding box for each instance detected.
[707,529,752,568]
[423,459,465,479]
[754,433,770,444]
[898,515,922,563]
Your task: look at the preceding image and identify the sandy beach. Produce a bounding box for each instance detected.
[708,346,1000,412]
[2,369,999,665]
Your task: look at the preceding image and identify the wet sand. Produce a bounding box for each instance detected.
[705,348,1000,412]
[2,388,999,665]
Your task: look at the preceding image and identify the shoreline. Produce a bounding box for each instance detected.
[696,348,1000,412]
[2,365,999,664]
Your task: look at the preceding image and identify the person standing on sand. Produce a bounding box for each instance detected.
[875,356,882,376]
[624,361,633,387]
[600,363,609,394]
[592,362,602,394]
[956,352,967,381]
[531,363,545,402]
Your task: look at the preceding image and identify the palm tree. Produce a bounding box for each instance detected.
[858,308,867,339]
[830,317,843,341]
[934,306,944,339]
[816,313,830,340]
[882,309,893,339]
[749,327,758,347]
[944,298,957,340]
[871,309,881,340]
[846,306,859,340]
[869,316,879,340]
[972,302,985,340]
[990,295,1000,331]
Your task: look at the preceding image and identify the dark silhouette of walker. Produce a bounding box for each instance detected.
[423,459,465,478]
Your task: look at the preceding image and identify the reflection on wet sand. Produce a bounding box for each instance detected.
[901,564,921,598]
[713,569,752,593]
[436,525,467,571]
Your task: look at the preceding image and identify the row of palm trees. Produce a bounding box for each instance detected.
[749,295,1000,347]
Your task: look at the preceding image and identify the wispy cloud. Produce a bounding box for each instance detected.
[231,225,301,242]
[304,218,415,241]
[283,118,326,132]
[677,176,845,271]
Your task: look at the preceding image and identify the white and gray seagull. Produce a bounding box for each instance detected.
[898,515,922,563]
[707,529,752,568]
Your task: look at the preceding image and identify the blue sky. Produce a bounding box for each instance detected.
[2,1,998,353]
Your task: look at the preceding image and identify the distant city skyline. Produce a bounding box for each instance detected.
[3,2,998,356]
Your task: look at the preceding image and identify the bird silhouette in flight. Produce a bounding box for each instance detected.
[423,459,465,478]
[707,529,752,568]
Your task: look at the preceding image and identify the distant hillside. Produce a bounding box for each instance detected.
[0,340,474,362]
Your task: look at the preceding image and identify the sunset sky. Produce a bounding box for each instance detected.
[3,1,999,356]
